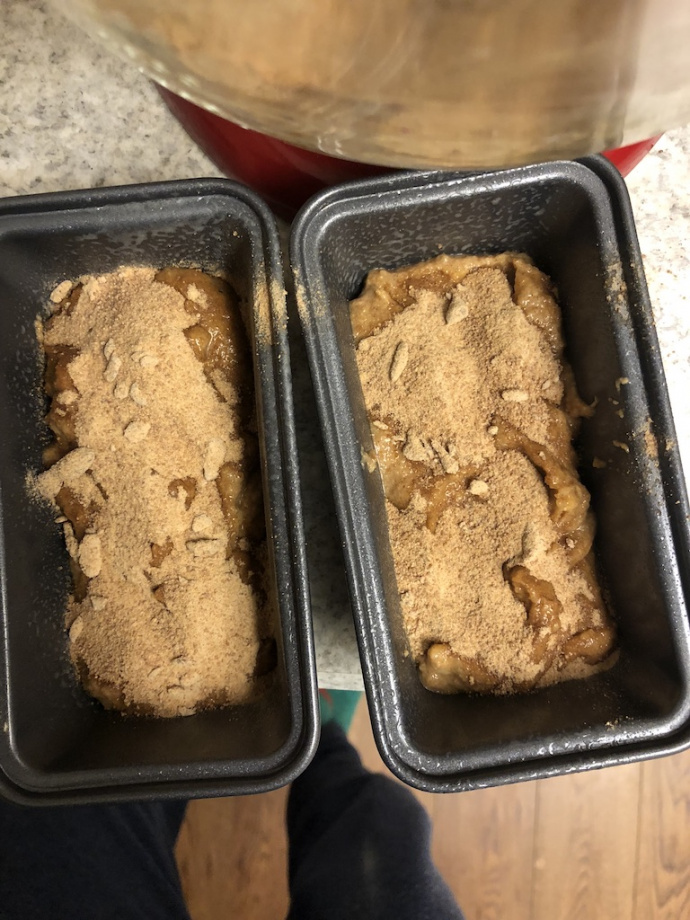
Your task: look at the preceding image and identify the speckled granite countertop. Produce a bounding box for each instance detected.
[2,0,689,691]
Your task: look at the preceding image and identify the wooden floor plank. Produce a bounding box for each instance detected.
[532,761,641,920]
[633,750,690,920]
[430,779,537,920]
[176,788,290,920]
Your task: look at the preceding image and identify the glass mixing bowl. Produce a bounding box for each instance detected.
[55,0,690,169]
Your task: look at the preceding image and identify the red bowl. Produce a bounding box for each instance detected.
[158,87,660,219]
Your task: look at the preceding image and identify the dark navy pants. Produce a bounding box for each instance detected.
[0,723,464,920]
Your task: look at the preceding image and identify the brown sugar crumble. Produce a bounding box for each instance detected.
[32,267,273,717]
[351,253,616,694]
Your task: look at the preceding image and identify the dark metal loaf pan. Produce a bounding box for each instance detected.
[0,179,318,804]
[292,156,690,792]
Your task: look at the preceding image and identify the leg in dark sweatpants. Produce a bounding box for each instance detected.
[0,799,189,920]
[287,722,465,920]
[1,725,465,920]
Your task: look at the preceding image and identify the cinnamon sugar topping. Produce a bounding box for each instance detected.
[351,253,616,694]
[32,267,271,717]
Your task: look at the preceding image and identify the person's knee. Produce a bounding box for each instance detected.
[359,774,432,840]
